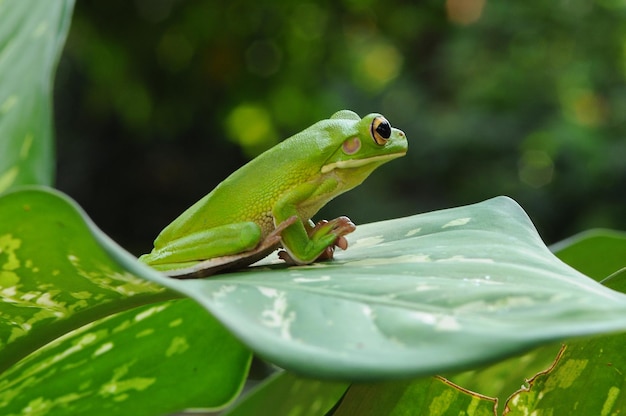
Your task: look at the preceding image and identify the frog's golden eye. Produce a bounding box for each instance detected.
[370,116,392,145]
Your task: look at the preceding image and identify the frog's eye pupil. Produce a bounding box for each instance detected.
[370,116,392,145]
[376,121,391,139]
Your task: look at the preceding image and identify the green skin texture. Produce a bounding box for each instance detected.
[139,110,408,275]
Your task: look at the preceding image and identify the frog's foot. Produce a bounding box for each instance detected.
[278,216,356,264]
[309,217,354,261]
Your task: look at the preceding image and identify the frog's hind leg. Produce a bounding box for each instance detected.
[165,216,298,279]
[139,221,262,268]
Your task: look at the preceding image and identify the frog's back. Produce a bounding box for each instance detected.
[153,118,344,246]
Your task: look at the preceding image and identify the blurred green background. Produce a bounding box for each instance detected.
[54,0,626,255]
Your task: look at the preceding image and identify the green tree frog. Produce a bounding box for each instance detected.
[139,110,408,278]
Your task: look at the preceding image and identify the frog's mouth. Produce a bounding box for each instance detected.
[320,152,406,174]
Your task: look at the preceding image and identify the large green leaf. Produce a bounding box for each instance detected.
[0,299,250,415]
[137,194,626,380]
[0,187,174,372]
[0,0,73,192]
[0,187,251,413]
[448,229,626,402]
[5,187,626,385]
[497,229,626,414]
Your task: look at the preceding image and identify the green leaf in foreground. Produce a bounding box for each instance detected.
[0,187,173,372]
[5,187,626,383]
[0,187,251,414]
[137,195,626,380]
[0,0,74,192]
[0,298,250,415]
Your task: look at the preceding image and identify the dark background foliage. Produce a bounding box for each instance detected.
[54,0,626,255]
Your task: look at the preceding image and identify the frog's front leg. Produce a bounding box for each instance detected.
[278,217,355,264]
[139,221,262,271]
[274,180,356,265]
[307,217,354,260]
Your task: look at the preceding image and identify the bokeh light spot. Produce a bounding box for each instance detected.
[446,0,486,25]
[226,104,278,157]
[571,90,608,126]
[354,41,403,92]
[518,150,554,188]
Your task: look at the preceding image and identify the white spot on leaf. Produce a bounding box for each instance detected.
[601,386,620,415]
[362,305,375,319]
[259,286,278,298]
[0,95,18,113]
[166,336,189,356]
[33,22,48,37]
[212,284,236,299]
[99,364,156,398]
[436,255,494,264]
[0,167,19,194]
[346,254,432,267]
[134,304,168,322]
[435,316,461,331]
[135,329,154,338]
[293,275,331,283]
[442,217,471,228]
[93,342,114,357]
[0,234,22,270]
[260,290,296,340]
[405,228,422,237]
[169,318,183,327]
[350,235,385,249]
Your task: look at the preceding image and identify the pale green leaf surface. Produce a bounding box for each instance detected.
[222,371,347,416]
[498,234,626,415]
[139,195,626,379]
[449,230,626,401]
[0,0,73,192]
[328,225,626,415]
[5,188,626,383]
[0,298,250,415]
[445,230,626,414]
[0,187,176,372]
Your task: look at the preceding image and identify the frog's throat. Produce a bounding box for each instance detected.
[320,152,406,174]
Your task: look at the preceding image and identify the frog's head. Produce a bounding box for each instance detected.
[320,110,408,182]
